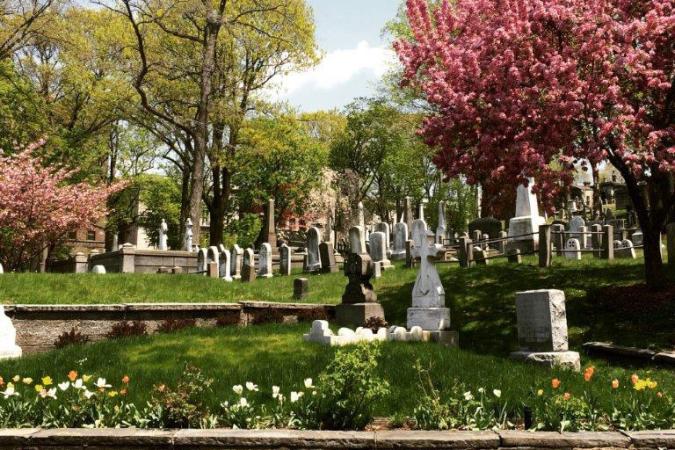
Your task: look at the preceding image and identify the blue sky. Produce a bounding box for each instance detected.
[275,0,402,112]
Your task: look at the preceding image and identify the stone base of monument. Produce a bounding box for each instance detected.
[510,350,581,371]
[335,303,385,328]
[0,345,22,360]
[390,251,406,261]
[506,239,536,254]
[429,330,459,347]
[407,307,450,330]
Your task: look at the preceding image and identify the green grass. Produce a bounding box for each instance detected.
[1,324,673,418]
[2,254,673,350]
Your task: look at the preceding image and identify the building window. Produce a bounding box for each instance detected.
[87,230,97,241]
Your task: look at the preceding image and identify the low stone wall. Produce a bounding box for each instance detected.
[0,429,671,450]
[6,302,335,354]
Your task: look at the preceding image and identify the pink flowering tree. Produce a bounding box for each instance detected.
[0,141,124,271]
[395,0,674,287]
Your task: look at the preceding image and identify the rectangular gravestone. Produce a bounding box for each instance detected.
[319,242,338,273]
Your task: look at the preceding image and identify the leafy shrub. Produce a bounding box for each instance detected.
[106,321,148,339]
[293,343,389,430]
[145,365,215,428]
[54,328,89,349]
[157,319,197,333]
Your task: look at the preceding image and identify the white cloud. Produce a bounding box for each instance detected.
[274,40,396,99]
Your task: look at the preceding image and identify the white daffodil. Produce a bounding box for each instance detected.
[493,389,502,398]
[22,377,33,385]
[95,378,111,389]
[46,388,58,399]
[463,391,474,401]
[73,379,84,390]
[83,389,94,399]
[290,391,303,403]
[232,384,243,395]
[12,375,20,383]
[478,387,485,394]
[58,382,70,391]
[238,397,249,407]
[272,386,280,399]
[2,383,19,399]
[245,382,258,392]
[304,378,313,389]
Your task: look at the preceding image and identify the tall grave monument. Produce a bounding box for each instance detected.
[507,179,546,252]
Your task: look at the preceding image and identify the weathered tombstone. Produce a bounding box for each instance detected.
[207,246,220,276]
[602,225,614,260]
[475,247,489,265]
[507,179,546,252]
[591,223,603,257]
[631,230,643,247]
[158,219,168,251]
[197,248,208,275]
[408,219,455,346]
[0,306,22,360]
[184,219,193,251]
[279,243,292,276]
[326,213,336,247]
[0,263,3,274]
[405,239,415,268]
[335,252,385,327]
[510,290,581,371]
[258,243,273,278]
[436,201,447,244]
[230,245,243,280]
[565,238,582,261]
[349,226,366,255]
[207,261,219,278]
[391,222,408,260]
[369,231,393,270]
[374,222,391,253]
[538,224,552,268]
[319,242,338,273]
[458,236,473,268]
[417,201,426,221]
[615,239,636,259]
[217,245,233,282]
[304,227,322,272]
[293,278,309,300]
[372,260,382,279]
[552,223,565,257]
[569,216,585,236]
[472,229,482,245]
[578,225,589,249]
[241,248,256,282]
[91,265,106,274]
[497,230,508,254]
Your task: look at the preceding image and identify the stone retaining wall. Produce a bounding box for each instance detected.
[6,302,335,354]
[0,429,671,450]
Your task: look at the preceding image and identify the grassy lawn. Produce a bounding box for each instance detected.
[2,324,674,419]
[2,255,673,350]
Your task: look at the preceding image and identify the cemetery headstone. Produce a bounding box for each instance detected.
[184,219,193,251]
[631,230,643,247]
[472,229,482,245]
[508,248,522,264]
[551,224,565,256]
[417,201,426,221]
[279,243,292,276]
[0,306,21,360]
[369,231,393,270]
[349,226,366,255]
[335,252,385,328]
[258,243,273,278]
[497,230,508,254]
[319,242,338,273]
[510,289,581,371]
[391,222,408,260]
[264,198,277,250]
[405,239,415,268]
[475,247,489,265]
[0,263,3,274]
[615,239,636,259]
[303,227,322,272]
[197,248,208,275]
[408,219,455,345]
[293,278,309,300]
[507,178,546,252]
[374,222,391,254]
[565,238,582,260]
[591,224,603,257]
[230,245,243,280]
[207,261,219,278]
[159,219,168,251]
[91,265,106,274]
[207,246,220,276]
[217,245,233,282]
[241,248,256,283]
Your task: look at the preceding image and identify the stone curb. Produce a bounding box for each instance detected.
[0,429,672,449]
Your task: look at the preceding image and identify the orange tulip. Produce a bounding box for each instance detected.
[583,367,595,382]
[563,392,571,401]
[0,376,4,387]
[68,370,78,382]
[630,374,639,385]
[611,379,619,389]
[551,378,561,389]
[122,375,130,384]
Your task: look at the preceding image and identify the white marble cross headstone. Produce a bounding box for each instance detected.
[159,219,168,251]
[410,219,445,308]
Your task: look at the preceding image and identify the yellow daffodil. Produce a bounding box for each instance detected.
[41,376,53,386]
[34,384,44,393]
[82,375,92,383]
